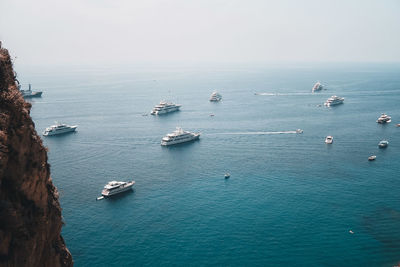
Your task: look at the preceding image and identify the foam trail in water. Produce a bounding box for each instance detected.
[212,131,299,135]
[255,92,313,96]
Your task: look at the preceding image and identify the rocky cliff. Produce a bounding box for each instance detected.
[0,45,73,266]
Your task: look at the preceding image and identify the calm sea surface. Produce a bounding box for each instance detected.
[19,63,400,266]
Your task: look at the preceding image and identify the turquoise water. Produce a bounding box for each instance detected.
[20,63,400,266]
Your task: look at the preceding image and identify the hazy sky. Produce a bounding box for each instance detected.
[1,0,399,65]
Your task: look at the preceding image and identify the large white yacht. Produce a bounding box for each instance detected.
[151,101,181,115]
[324,95,344,107]
[20,84,42,98]
[101,181,135,197]
[43,122,77,136]
[312,81,323,92]
[161,127,200,146]
[209,91,222,102]
[376,113,391,124]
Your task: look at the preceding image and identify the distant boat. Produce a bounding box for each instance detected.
[312,81,323,92]
[161,127,200,146]
[368,155,376,161]
[325,136,333,144]
[20,84,42,98]
[376,113,391,124]
[224,173,230,179]
[151,101,181,115]
[210,91,222,102]
[324,95,344,107]
[43,122,77,136]
[101,181,135,197]
[296,129,303,134]
[378,140,389,148]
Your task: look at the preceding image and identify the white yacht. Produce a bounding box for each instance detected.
[376,113,391,124]
[378,140,389,148]
[324,95,344,107]
[161,127,200,146]
[20,84,42,98]
[43,122,77,136]
[209,91,222,102]
[151,101,181,115]
[312,81,323,92]
[101,181,135,197]
[325,136,333,144]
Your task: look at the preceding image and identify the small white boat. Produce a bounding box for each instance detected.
[325,136,333,144]
[312,81,323,92]
[101,180,135,197]
[224,173,230,179]
[378,140,389,148]
[210,91,222,102]
[368,155,376,161]
[296,129,303,134]
[376,113,391,124]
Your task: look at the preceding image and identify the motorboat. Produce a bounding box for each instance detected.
[324,95,344,107]
[151,101,181,115]
[296,129,303,134]
[378,140,389,148]
[325,136,333,144]
[43,122,77,136]
[161,127,200,146]
[376,113,391,124]
[101,181,135,197]
[224,173,230,179]
[312,81,323,92]
[368,155,376,161]
[210,92,222,102]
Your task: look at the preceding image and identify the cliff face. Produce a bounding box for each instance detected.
[0,46,73,266]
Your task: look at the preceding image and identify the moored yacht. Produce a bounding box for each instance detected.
[101,180,135,197]
[209,91,222,102]
[43,122,77,136]
[325,136,333,144]
[324,95,344,107]
[20,84,42,98]
[161,127,200,146]
[151,101,181,115]
[312,81,323,92]
[376,113,391,124]
[378,140,389,148]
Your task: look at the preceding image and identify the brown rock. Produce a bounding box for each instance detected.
[0,46,73,266]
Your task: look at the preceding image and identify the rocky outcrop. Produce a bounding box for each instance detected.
[0,45,73,266]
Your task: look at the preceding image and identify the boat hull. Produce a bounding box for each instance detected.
[161,134,200,146]
[22,91,42,98]
[43,126,77,136]
[324,101,344,107]
[151,106,180,115]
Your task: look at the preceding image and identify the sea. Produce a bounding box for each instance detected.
[18,62,400,266]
